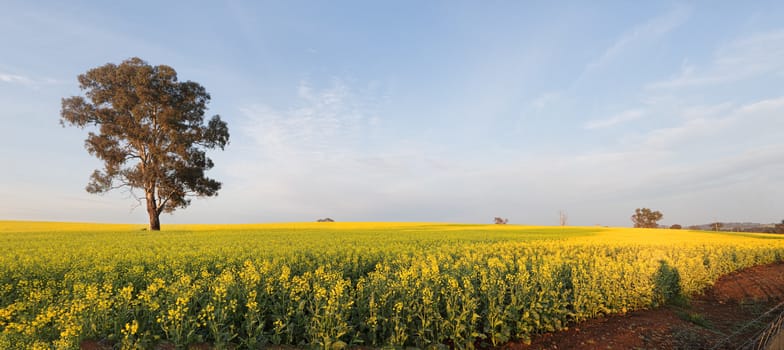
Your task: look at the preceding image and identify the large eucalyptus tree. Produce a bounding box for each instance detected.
[61,57,229,230]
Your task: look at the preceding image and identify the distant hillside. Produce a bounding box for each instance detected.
[685,221,783,233]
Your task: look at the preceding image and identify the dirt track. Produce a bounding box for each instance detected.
[513,262,784,350]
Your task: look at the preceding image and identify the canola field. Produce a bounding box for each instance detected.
[1,221,783,349]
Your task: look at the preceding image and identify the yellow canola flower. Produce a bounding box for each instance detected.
[1,221,783,348]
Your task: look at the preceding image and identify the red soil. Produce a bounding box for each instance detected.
[510,262,784,350]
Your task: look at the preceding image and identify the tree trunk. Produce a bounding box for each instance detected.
[147,208,161,231]
[146,190,161,231]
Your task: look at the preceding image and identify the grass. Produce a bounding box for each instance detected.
[677,311,713,328]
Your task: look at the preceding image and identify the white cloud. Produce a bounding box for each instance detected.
[0,73,34,85]
[648,29,784,89]
[583,5,691,75]
[530,91,561,111]
[640,117,726,150]
[218,87,784,224]
[0,71,60,87]
[680,102,734,120]
[638,95,784,150]
[584,109,645,130]
[222,79,578,223]
[547,94,784,224]
[239,79,368,160]
[224,80,429,220]
[735,94,784,115]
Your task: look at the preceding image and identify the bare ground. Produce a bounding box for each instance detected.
[509,262,784,350]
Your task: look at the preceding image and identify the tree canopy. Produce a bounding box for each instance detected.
[631,208,663,228]
[60,57,229,230]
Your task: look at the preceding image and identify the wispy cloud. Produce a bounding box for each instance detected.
[555,95,784,223]
[582,5,691,75]
[239,79,374,160]
[0,72,34,85]
[225,86,784,223]
[0,71,59,87]
[637,95,784,150]
[680,102,735,120]
[529,91,561,111]
[648,29,784,89]
[735,94,784,115]
[584,109,644,130]
[639,117,730,150]
[221,79,407,220]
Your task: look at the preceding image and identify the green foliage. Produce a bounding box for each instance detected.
[631,208,664,228]
[677,311,712,328]
[652,260,681,307]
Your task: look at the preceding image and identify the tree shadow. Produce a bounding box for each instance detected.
[653,260,681,307]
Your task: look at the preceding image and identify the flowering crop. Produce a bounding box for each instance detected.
[0,221,782,349]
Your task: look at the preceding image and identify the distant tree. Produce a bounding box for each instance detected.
[494,217,508,225]
[631,208,663,228]
[712,222,724,231]
[317,218,335,222]
[559,210,568,226]
[60,57,229,231]
[776,220,784,234]
[670,224,682,230]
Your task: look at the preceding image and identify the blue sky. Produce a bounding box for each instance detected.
[1,1,783,226]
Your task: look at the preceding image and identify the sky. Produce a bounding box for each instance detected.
[1,1,783,227]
